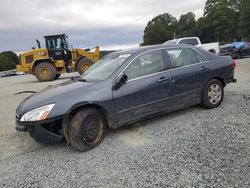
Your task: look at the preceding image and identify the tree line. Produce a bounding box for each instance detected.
[142,0,250,45]
[0,51,19,71]
[1,0,250,72]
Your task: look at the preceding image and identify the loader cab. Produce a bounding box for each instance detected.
[44,34,71,61]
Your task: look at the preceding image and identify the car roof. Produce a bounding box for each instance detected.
[111,44,192,55]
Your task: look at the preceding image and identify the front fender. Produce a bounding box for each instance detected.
[65,101,119,129]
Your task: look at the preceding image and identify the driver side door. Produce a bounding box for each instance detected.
[112,49,173,125]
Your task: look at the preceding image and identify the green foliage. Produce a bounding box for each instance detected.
[239,0,250,40]
[199,0,240,43]
[0,51,19,71]
[195,17,215,43]
[142,13,177,45]
[211,0,235,42]
[177,12,196,38]
[204,0,220,17]
[142,0,250,45]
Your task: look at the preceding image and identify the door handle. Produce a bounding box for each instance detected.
[200,66,208,71]
[158,77,169,83]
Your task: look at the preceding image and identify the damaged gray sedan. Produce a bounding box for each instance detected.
[16,44,236,151]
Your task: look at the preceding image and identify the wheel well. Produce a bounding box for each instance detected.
[211,77,226,87]
[69,104,111,128]
[32,59,54,71]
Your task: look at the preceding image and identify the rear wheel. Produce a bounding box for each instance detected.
[76,58,95,75]
[201,79,224,109]
[68,108,106,152]
[34,62,57,82]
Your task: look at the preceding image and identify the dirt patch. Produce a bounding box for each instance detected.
[114,124,151,147]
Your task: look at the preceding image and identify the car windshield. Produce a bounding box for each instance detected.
[164,39,178,45]
[79,53,131,81]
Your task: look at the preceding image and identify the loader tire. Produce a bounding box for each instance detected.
[55,74,61,80]
[34,62,57,82]
[76,58,95,75]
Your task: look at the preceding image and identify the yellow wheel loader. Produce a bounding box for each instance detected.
[16,34,100,81]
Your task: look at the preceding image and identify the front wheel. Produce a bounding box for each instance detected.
[201,79,224,109]
[34,62,57,82]
[68,108,106,152]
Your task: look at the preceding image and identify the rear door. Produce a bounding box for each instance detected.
[112,49,173,125]
[166,47,211,110]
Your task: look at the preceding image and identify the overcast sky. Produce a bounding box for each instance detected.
[0,0,206,53]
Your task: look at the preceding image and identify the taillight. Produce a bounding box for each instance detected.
[231,60,236,70]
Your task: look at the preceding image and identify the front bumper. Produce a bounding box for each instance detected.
[16,117,64,143]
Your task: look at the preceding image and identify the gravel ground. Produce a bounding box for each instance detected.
[0,59,249,187]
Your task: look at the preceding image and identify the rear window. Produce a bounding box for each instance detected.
[166,48,204,68]
[179,39,199,46]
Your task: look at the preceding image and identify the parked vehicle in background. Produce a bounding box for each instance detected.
[0,70,24,78]
[220,42,250,59]
[16,44,236,152]
[164,37,220,54]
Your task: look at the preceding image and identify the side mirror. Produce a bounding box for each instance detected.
[113,74,128,90]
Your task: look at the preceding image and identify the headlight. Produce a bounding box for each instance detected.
[20,104,55,122]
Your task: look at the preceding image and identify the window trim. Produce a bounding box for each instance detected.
[127,69,167,82]
[115,46,209,83]
[123,49,167,81]
[165,47,209,70]
[179,38,199,46]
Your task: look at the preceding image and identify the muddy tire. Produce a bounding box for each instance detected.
[55,74,61,80]
[68,108,106,152]
[201,79,224,109]
[34,62,57,82]
[76,58,95,75]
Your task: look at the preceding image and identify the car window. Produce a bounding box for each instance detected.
[81,53,131,81]
[195,51,207,63]
[125,50,165,80]
[167,48,199,68]
[179,39,199,46]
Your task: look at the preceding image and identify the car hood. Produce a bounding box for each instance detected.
[16,79,111,118]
